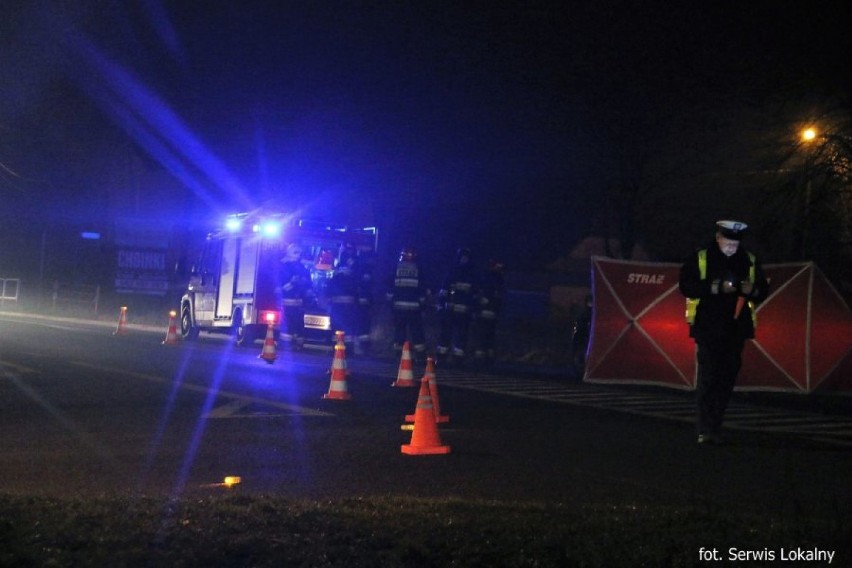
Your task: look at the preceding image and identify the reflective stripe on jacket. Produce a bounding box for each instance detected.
[685,249,756,326]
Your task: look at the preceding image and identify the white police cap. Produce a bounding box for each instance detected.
[716,220,748,240]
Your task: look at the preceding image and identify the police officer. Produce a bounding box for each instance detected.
[327,244,359,351]
[473,259,505,369]
[437,247,478,366]
[387,247,429,362]
[279,242,312,349]
[679,220,769,445]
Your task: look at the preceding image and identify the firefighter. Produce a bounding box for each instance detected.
[327,244,359,351]
[279,242,312,349]
[437,247,478,366]
[679,220,769,445]
[387,247,429,362]
[354,248,375,356]
[473,259,505,369]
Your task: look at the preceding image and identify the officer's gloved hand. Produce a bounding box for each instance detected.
[739,281,754,296]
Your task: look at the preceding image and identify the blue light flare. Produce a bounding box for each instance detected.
[225,217,242,232]
[135,347,195,495]
[260,220,281,238]
[170,341,235,499]
[58,20,255,212]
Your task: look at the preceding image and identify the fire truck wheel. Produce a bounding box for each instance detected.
[236,329,257,346]
[233,311,256,346]
[180,306,200,341]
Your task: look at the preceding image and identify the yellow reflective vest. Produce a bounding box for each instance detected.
[685,249,757,326]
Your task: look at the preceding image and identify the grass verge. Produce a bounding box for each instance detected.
[0,494,846,567]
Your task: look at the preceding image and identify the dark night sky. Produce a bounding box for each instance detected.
[2,1,851,273]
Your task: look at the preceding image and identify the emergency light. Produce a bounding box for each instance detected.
[225,217,242,232]
[252,220,281,238]
[261,221,281,237]
[260,310,279,325]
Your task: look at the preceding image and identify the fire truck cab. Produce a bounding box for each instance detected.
[180,211,377,347]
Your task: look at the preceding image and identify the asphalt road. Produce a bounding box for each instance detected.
[1,312,851,523]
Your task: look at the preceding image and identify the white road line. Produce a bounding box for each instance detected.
[207,399,255,418]
[431,372,851,447]
[782,423,852,432]
[206,399,293,419]
[0,361,39,375]
[72,361,334,417]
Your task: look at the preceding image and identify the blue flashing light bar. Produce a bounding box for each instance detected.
[260,221,281,238]
[80,232,101,240]
[225,217,242,232]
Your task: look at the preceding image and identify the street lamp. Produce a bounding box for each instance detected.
[800,127,818,259]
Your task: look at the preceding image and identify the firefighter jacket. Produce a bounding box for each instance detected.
[328,264,358,305]
[280,260,312,307]
[678,242,769,341]
[439,263,478,314]
[356,257,374,308]
[388,260,428,311]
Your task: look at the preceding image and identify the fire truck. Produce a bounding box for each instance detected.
[179,210,377,346]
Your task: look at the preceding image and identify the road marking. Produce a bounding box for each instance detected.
[6,313,848,445]
[72,361,334,417]
[205,398,297,418]
[0,361,39,375]
[206,399,255,418]
[420,368,852,448]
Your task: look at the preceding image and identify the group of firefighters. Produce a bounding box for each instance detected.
[276,217,781,446]
[389,246,505,368]
[277,242,505,368]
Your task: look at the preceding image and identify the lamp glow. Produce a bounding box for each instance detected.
[260,221,281,237]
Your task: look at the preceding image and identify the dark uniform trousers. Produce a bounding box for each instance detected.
[393,309,426,353]
[696,334,745,436]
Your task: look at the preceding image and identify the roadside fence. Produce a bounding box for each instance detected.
[1,278,20,307]
[50,280,101,315]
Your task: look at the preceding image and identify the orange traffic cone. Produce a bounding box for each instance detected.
[406,357,449,423]
[426,358,449,423]
[323,331,351,400]
[258,323,277,363]
[113,306,128,335]
[391,341,416,387]
[162,310,179,345]
[401,373,451,455]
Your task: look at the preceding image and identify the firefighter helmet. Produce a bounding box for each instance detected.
[283,243,302,262]
[399,247,418,262]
